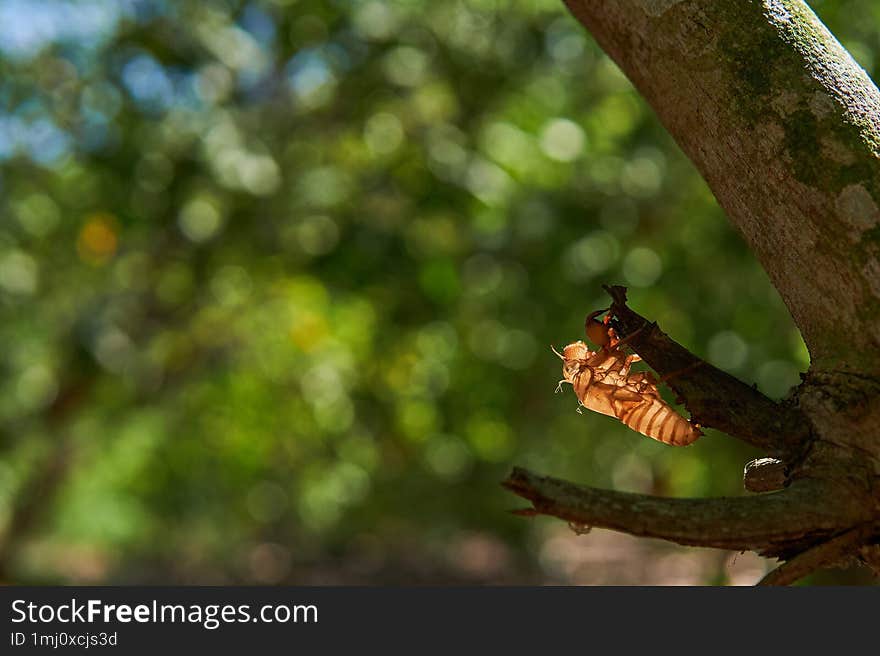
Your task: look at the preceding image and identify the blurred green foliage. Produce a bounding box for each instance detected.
[0,0,874,584]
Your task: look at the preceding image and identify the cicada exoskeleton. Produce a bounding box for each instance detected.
[555,311,701,446]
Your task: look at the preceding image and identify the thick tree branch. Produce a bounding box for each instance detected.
[604,285,811,458]
[563,0,880,374]
[503,467,871,557]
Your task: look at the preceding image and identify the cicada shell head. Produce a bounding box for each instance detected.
[560,341,591,383]
[562,340,590,361]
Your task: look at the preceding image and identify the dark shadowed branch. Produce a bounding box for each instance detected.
[502,467,871,559]
[859,544,880,577]
[757,524,879,585]
[603,285,812,459]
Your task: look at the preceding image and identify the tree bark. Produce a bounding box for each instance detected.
[504,0,880,584]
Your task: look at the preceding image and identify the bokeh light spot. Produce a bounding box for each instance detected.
[289,312,329,352]
[364,112,404,156]
[562,231,620,281]
[622,247,662,287]
[707,331,749,371]
[77,213,119,265]
[539,118,586,162]
[757,360,801,400]
[178,195,224,243]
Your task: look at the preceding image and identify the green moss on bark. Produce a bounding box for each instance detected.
[708,2,880,199]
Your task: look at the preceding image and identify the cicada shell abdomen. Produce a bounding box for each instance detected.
[614,395,702,446]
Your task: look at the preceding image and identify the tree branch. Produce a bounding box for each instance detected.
[603,285,811,458]
[503,467,871,557]
[758,524,878,585]
[563,0,880,374]
[859,544,880,577]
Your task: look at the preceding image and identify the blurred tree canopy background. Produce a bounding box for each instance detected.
[0,0,876,585]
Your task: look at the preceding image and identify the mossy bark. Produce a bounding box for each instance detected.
[565,0,880,373]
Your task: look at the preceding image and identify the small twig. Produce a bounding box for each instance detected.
[758,525,877,586]
[602,285,811,458]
